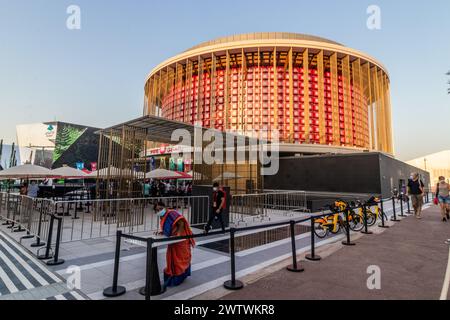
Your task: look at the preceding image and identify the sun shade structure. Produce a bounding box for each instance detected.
[51,167,89,178]
[97,115,266,196]
[145,168,183,180]
[213,172,244,182]
[0,164,54,179]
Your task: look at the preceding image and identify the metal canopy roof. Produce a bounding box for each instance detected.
[100,115,267,146]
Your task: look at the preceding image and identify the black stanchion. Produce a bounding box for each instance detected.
[287,221,305,272]
[139,239,164,299]
[13,223,25,233]
[46,217,65,266]
[378,198,389,229]
[224,228,244,290]
[406,196,413,214]
[31,208,46,247]
[38,215,55,260]
[20,230,34,240]
[399,195,405,217]
[390,197,400,222]
[342,210,356,246]
[103,231,126,297]
[305,217,322,261]
[360,205,373,235]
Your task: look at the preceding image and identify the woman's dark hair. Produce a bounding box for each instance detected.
[157,201,166,207]
[213,182,219,188]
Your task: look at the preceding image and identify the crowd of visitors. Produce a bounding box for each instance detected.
[143,180,192,198]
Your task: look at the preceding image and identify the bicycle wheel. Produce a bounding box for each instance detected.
[313,220,329,238]
[348,211,364,231]
[365,210,377,226]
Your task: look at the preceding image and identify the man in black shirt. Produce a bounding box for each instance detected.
[407,172,425,219]
[204,182,226,234]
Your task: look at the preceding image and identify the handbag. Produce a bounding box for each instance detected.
[434,197,439,205]
[434,183,440,205]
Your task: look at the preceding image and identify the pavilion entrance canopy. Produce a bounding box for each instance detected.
[97,115,267,198]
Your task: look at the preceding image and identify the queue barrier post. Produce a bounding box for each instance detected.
[224,228,244,290]
[406,195,413,214]
[139,238,164,299]
[399,194,405,217]
[46,217,65,266]
[305,217,322,261]
[391,197,400,222]
[378,197,389,229]
[31,204,47,247]
[342,209,356,246]
[103,230,126,297]
[37,214,55,260]
[287,220,305,272]
[360,204,373,235]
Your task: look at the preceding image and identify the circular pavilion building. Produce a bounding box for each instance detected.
[143,32,393,155]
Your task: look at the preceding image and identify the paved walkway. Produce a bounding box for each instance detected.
[0,230,88,300]
[221,205,450,300]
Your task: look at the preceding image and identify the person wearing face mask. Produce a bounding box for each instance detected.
[155,201,195,288]
[407,172,425,219]
[204,182,226,234]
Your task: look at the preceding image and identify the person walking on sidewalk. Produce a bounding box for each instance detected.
[204,182,226,234]
[408,173,425,219]
[435,176,450,222]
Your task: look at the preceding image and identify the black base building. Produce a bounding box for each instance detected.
[264,152,430,199]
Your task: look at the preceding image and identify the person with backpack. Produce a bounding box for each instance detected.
[204,182,226,234]
[435,176,450,222]
[407,173,425,219]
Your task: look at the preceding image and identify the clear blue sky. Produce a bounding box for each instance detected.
[0,0,449,161]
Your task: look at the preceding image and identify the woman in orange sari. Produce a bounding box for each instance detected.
[156,201,195,288]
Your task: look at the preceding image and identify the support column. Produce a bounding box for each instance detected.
[317,50,326,145]
[288,48,294,143]
[342,55,353,145]
[303,49,310,143]
[330,53,339,145]
[273,47,279,133]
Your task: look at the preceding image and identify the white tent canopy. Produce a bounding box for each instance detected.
[51,167,89,178]
[0,164,54,179]
[145,169,182,180]
[88,167,144,178]
[87,167,121,178]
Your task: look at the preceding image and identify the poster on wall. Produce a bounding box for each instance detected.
[177,158,184,172]
[169,158,176,171]
[149,157,156,170]
[184,158,192,172]
[76,162,84,170]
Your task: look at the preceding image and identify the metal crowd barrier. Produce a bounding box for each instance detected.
[230,191,308,225]
[51,195,210,243]
[0,190,433,276]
